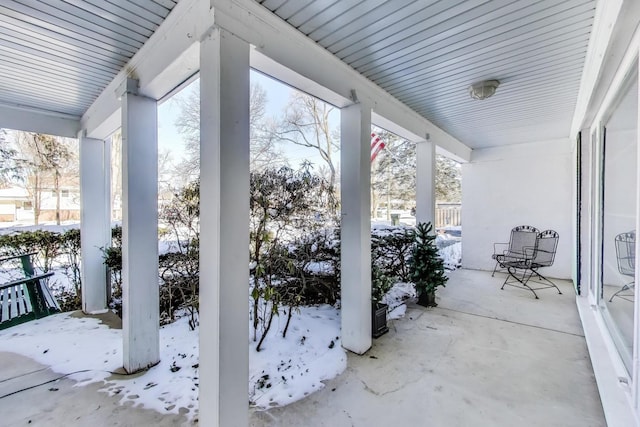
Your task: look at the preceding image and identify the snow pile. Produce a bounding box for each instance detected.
[0,221,80,235]
[371,221,401,233]
[435,233,458,249]
[0,313,199,419]
[440,242,462,270]
[0,305,346,421]
[304,261,334,275]
[0,313,121,378]
[249,305,346,409]
[382,282,416,320]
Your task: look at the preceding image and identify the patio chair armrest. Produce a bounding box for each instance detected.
[499,252,525,263]
[493,243,509,257]
[0,272,54,290]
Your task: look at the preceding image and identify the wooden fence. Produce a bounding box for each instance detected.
[435,204,461,228]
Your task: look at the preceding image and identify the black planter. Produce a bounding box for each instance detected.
[417,291,437,307]
[372,302,389,338]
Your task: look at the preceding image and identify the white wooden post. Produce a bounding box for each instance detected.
[199,27,250,427]
[79,134,111,314]
[340,101,372,354]
[119,78,160,373]
[416,138,436,227]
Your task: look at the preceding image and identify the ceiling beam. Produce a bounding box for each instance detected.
[212,0,471,162]
[0,102,79,137]
[80,0,471,160]
[80,0,211,140]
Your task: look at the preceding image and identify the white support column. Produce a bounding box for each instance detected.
[79,134,111,314]
[416,139,436,226]
[120,78,160,373]
[199,27,250,427]
[340,101,372,355]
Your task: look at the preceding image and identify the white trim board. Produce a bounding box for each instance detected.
[577,296,639,427]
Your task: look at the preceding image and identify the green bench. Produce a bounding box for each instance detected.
[0,253,60,330]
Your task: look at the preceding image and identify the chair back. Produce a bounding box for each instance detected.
[531,230,559,267]
[615,231,635,277]
[509,225,539,255]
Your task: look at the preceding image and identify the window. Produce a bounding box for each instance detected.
[599,68,637,374]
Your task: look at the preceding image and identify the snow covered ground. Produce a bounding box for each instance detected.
[0,304,347,422]
[0,222,459,420]
[0,282,421,421]
[437,235,462,270]
[249,304,346,409]
[0,220,80,235]
[0,313,200,419]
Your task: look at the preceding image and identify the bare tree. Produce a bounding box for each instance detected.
[44,137,75,225]
[110,130,123,221]
[158,148,176,192]
[0,128,20,186]
[370,127,462,218]
[249,84,285,171]
[173,83,199,178]
[270,92,339,189]
[15,132,45,224]
[174,80,282,179]
[371,128,416,218]
[14,132,75,224]
[435,154,461,202]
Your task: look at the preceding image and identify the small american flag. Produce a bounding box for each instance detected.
[370,132,385,163]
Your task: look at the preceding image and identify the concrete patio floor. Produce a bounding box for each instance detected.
[251,269,605,427]
[0,269,605,426]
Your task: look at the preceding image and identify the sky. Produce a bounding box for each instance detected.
[156,69,341,170]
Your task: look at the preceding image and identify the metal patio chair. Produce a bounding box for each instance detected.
[500,230,562,299]
[609,231,635,302]
[492,225,540,277]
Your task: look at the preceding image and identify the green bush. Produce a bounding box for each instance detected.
[0,228,83,311]
[371,227,415,282]
[248,166,338,350]
[0,229,63,272]
[371,265,394,303]
[159,248,199,329]
[284,230,340,305]
[58,228,82,311]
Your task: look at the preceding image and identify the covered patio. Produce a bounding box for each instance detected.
[1,269,604,426]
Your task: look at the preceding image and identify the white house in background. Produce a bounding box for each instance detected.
[0,186,81,224]
[37,186,81,222]
[0,187,30,222]
[1,0,640,426]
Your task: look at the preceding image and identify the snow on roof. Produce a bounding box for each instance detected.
[0,187,29,199]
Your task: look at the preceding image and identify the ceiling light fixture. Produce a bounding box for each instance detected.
[468,79,500,100]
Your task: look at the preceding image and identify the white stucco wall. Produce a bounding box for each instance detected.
[461,139,573,279]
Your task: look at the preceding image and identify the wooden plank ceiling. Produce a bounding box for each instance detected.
[255,0,596,149]
[0,0,176,118]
